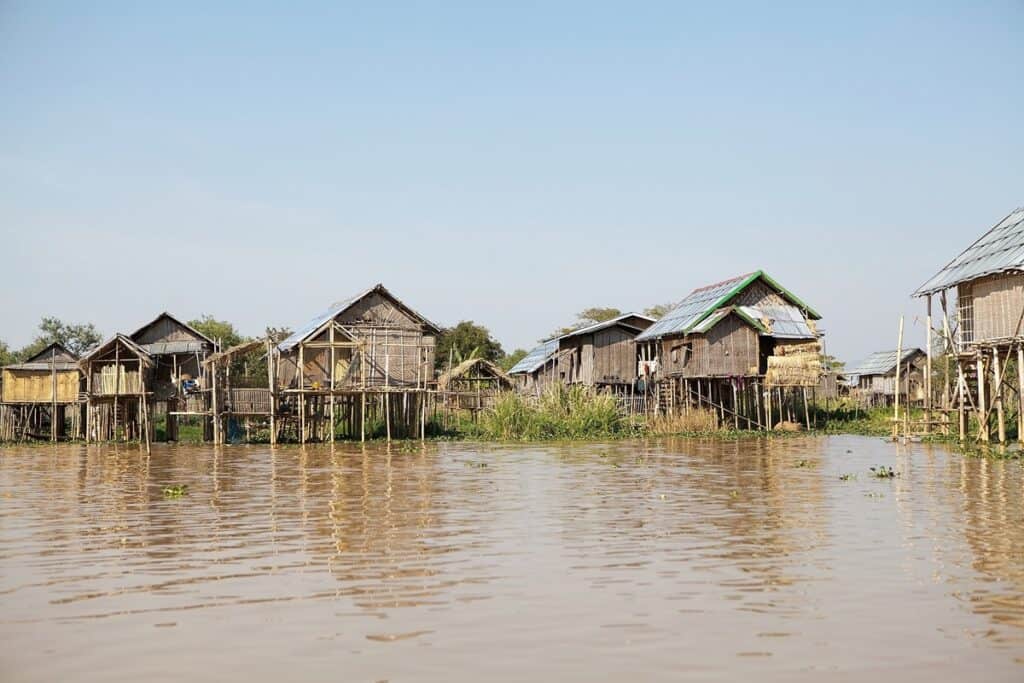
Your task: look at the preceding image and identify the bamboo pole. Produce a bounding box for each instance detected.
[268,340,277,446]
[925,294,933,435]
[50,347,57,442]
[977,353,988,443]
[957,360,966,441]
[993,349,1006,444]
[894,316,904,440]
[299,344,306,444]
[330,324,336,445]
[1018,344,1024,447]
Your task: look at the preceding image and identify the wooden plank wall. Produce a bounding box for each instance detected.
[1,369,80,403]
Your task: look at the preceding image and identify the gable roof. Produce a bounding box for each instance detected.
[79,334,153,364]
[24,342,78,364]
[555,313,655,341]
[278,283,441,352]
[508,339,559,375]
[915,207,1024,296]
[847,348,925,377]
[130,312,217,351]
[636,270,820,341]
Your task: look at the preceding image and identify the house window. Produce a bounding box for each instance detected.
[958,290,974,344]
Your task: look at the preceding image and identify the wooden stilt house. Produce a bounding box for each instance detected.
[274,284,440,442]
[635,270,823,429]
[557,314,655,391]
[914,206,1024,443]
[0,343,85,441]
[129,313,217,441]
[846,349,926,407]
[80,335,153,442]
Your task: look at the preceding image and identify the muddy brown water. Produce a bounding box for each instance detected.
[1,436,1023,682]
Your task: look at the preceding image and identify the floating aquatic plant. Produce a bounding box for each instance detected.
[162,485,188,497]
[869,466,898,479]
[839,473,857,481]
[794,459,814,468]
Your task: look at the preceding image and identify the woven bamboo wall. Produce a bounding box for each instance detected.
[965,272,1024,342]
[1,369,80,403]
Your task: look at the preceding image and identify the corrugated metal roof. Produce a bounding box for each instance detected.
[636,273,755,341]
[508,340,558,375]
[277,284,440,352]
[139,341,208,355]
[915,207,1024,296]
[556,313,654,340]
[758,305,816,339]
[636,271,819,341]
[847,348,924,377]
[3,362,80,372]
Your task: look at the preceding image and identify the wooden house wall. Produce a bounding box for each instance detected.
[592,327,638,385]
[278,291,437,389]
[134,317,208,345]
[660,315,760,378]
[734,280,790,309]
[1,369,80,403]
[962,272,1024,343]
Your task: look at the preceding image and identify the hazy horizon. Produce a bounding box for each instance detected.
[2,2,1022,365]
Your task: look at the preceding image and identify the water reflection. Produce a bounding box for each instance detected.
[0,437,1022,681]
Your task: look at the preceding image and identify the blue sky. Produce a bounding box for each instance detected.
[1,1,1021,364]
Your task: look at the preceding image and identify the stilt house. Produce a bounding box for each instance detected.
[129,312,217,440]
[80,335,153,442]
[635,270,823,428]
[437,358,514,413]
[274,284,440,442]
[846,349,926,407]
[0,343,84,441]
[557,313,654,391]
[914,206,1024,443]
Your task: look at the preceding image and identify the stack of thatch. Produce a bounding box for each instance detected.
[765,340,823,388]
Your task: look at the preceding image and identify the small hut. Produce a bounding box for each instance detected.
[0,343,84,441]
[914,206,1024,442]
[635,270,823,428]
[274,283,440,442]
[437,358,513,414]
[846,349,926,407]
[80,335,153,442]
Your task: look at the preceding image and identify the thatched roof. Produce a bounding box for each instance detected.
[437,358,513,390]
[203,338,268,366]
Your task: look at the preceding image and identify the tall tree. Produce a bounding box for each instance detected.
[19,317,102,359]
[436,321,505,370]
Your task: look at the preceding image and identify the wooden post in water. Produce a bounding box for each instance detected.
[957,360,966,441]
[993,349,1006,444]
[1018,344,1024,446]
[925,294,933,434]
[977,353,988,443]
[893,316,903,441]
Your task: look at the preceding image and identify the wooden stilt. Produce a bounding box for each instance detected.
[993,349,1006,444]
[977,353,989,443]
[894,316,904,440]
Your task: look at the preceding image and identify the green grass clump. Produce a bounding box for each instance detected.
[869,465,899,478]
[473,384,628,441]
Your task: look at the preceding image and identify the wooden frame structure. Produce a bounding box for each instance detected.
[80,335,153,448]
[915,207,1024,444]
